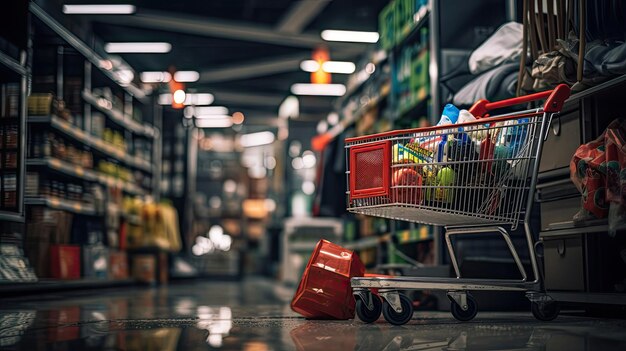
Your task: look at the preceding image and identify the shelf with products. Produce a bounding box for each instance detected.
[27,158,146,196]
[82,90,156,138]
[379,0,429,51]
[27,115,152,173]
[24,196,98,216]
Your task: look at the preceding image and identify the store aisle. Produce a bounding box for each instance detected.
[0,279,625,350]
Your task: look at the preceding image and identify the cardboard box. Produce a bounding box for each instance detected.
[131,255,156,284]
[50,245,81,280]
[109,250,129,280]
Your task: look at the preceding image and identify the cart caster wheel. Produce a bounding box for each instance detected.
[355,294,382,323]
[451,294,478,322]
[382,294,413,326]
[531,301,559,321]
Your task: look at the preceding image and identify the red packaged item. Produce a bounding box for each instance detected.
[50,245,81,280]
[391,167,423,204]
[291,240,365,320]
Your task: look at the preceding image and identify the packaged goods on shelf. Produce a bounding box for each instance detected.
[0,244,38,282]
[82,244,108,279]
[109,250,129,280]
[4,83,20,118]
[123,198,182,252]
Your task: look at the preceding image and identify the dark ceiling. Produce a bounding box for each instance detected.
[58,0,388,120]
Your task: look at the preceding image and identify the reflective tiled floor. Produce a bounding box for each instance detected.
[1,279,626,350]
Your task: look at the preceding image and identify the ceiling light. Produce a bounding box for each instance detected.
[173,90,186,104]
[322,61,356,74]
[321,30,379,43]
[291,83,346,96]
[232,112,245,125]
[240,131,275,148]
[140,71,171,83]
[62,4,136,14]
[300,60,355,74]
[300,60,320,72]
[195,117,233,128]
[193,106,229,116]
[174,71,200,82]
[104,42,172,53]
[184,93,214,106]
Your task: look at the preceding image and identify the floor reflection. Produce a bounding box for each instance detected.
[0,280,625,350]
[289,320,626,351]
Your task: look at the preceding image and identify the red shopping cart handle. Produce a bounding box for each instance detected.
[469,83,571,117]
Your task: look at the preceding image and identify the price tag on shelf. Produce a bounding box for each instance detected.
[50,197,60,207]
[73,203,81,212]
[75,166,84,176]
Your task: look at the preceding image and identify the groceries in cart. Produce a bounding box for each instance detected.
[386,103,533,214]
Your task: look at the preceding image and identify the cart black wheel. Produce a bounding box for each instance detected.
[450,294,478,322]
[355,294,382,323]
[531,301,560,321]
[382,293,413,326]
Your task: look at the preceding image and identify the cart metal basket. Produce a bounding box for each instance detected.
[346,84,571,325]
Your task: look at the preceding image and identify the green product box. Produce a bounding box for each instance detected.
[410,49,430,104]
[379,2,395,50]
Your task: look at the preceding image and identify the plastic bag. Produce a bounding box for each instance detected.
[570,119,626,235]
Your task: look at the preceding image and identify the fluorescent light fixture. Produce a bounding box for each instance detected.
[173,90,186,104]
[300,60,320,72]
[184,93,214,106]
[62,4,136,14]
[322,61,356,74]
[158,93,172,105]
[174,71,200,82]
[104,42,172,53]
[194,106,229,117]
[321,30,379,43]
[240,131,275,148]
[195,117,233,128]
[300,60,356,74]
[140,71,171,83]
[291,83,346,96]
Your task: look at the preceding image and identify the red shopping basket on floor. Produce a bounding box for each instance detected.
[291,240,365,319]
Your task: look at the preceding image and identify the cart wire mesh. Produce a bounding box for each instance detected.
[345,109,547,230]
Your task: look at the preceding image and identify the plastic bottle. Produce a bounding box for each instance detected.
[437,104,460,126]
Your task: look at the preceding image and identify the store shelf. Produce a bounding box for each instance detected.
[0,211,26,223]
[344,236,381,251]
[0,49,27,76]
[397,93,430,120]
[27,158,146,196]
[567,74,626,102]
[0,278,134,296]
[287,242,319,252]
[393,5,430,51]
[29,2,147,103]
[27,158,98,181]
[344,227,433,251]
[28,115,152,173]
[24,196,98,215]
[539,219,626,238]
[82,90,156,138]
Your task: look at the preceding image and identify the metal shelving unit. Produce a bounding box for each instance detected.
[0,48,28,223]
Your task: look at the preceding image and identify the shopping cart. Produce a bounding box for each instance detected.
[345,84,571,325]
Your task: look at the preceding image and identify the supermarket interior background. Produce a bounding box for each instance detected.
[1,0,626,350]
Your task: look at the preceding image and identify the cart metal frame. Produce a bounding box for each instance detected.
[345,85,571,324]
